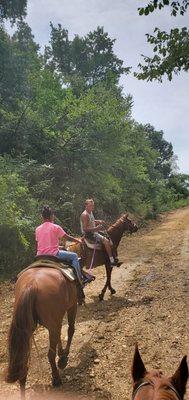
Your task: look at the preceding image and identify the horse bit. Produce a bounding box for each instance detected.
[132,380,182,400]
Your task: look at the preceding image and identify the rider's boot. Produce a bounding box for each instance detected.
[76,281,85,305]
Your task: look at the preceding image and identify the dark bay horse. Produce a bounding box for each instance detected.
[132,345,188,400]
[5,267,78,399]
[68,213,137,300]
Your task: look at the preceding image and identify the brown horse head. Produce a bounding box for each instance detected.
[120,213,138,234]
[132,345,188,400]
[107,213,138,249]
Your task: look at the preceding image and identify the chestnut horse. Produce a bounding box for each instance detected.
[5,267,77,399]
[68,213,137,300]
[132,345,188,400]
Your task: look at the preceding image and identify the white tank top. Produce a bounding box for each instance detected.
[80,210,95,234]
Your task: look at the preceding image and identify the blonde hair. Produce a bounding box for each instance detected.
[85,198,94,206]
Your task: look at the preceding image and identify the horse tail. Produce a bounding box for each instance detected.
[5,282,38,384]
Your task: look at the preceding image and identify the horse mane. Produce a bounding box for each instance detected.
[108,214,128,232]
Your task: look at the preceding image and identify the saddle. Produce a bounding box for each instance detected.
[16,256,88,306]
[17,255,76,282]
[83,230,114,250]
[16,255,95,305]
[84,238,102,250]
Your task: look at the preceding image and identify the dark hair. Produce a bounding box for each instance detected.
[42,205,54,219]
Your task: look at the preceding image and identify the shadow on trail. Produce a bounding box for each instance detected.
[61,343,111,398]
[30,343,112,400]
[74,294,154,325]
[28,296,154,399]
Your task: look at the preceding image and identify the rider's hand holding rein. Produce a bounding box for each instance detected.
[63,232,82,244]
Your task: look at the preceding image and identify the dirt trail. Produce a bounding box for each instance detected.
[0,207,189,400]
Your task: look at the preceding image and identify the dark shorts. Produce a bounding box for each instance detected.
[85,232,105,243]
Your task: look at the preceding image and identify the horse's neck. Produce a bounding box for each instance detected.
[108,223,124,249]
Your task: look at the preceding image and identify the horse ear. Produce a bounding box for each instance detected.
[132,344,147,383]
[171,356,188,398]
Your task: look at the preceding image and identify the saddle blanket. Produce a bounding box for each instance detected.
[17,259,75,282]
[84,238,102,250]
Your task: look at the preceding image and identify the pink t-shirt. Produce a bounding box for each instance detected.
[35,222,66,256]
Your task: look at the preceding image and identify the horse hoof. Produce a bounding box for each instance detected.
[116,262,123,268]
[52,376,62,387]
[58,355,68,370]
[99,294,104,301]
[110,289,116,295]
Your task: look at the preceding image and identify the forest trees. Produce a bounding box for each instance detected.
[44,24,130,95]
[0,17,188,274]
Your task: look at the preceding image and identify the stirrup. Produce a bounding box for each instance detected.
[83,276,94,285]
[82,271,95,284]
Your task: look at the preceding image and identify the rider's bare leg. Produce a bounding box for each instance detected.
[101,238,118,266]
[102,238,113,258]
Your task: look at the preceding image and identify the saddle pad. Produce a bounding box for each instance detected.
[17,259,75,282]
[84,238,102,250]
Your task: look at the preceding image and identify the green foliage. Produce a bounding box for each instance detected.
[0,0,27,22]
[145,124,174,177]
[135,27,189,81]
[138,1,189,16]
[114,122,162,216]
[44,25,130,92]
[46,84,133,229]
[0,22,188,276]
[0,22,41,156]
[0,21,40,110]
[170,198,189,208]
[136,1,189,81]
[167,173,189,199]
[0,156,38,274]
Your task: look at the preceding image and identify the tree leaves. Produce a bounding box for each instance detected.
[137,1,189,81]
[0,0,27,23]
[44,25,131,91]
[135,26,189,81]
[138,0,189,16]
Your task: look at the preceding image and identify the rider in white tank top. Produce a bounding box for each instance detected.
[80,210,95,234]
[80,199,118,266]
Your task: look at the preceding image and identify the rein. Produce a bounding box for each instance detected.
[132,381,182,400]
[89,236,98,271]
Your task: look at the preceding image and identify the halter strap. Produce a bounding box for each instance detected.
[167,385,183,400]
[132,381,153,399]
[132,380,182,400]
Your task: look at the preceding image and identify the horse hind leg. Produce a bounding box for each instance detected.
[58,303,77,370]
[48,329,62,387]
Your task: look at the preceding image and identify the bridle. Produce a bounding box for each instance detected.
[132,380,182,400]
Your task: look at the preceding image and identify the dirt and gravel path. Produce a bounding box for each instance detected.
[0,207,189,400]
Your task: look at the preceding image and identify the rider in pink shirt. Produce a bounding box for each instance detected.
[35,205,91,285]
[36,222,66,256]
